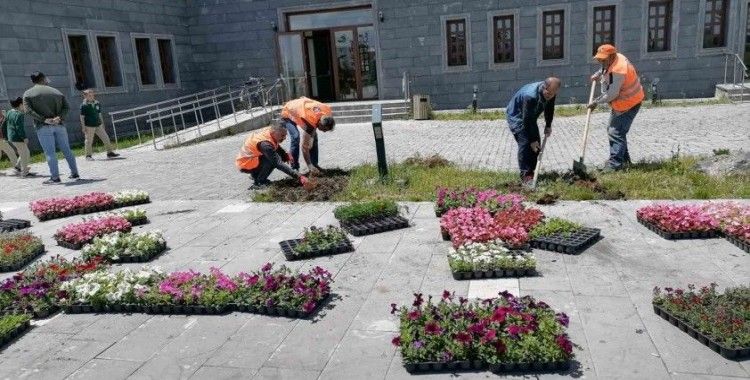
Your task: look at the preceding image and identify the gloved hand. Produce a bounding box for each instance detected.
[299,176,309,186]
[587,102,598,111]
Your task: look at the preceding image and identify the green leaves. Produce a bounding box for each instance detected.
[529,218,582,239]
[294,226,348,255]
[333,200,399,223]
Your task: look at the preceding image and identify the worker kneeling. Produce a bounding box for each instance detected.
[236,121,308,190]
[280,96,335,176]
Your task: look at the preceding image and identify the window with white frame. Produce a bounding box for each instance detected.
[593,6,616,54]
[63,30,126,92]
[702,0,729,49]
[441,14,472,72]
[537,5,571,65]
[132,34,180,89]
[647,1,674,52]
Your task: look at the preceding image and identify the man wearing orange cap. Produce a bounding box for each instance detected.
[280,96,336,177]
[587,44,644,172]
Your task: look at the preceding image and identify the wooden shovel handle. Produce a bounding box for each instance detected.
[579,81,597,161]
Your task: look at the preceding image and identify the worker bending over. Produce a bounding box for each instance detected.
[280,96,335,176]
[588,44,644,172]
[236,122,309,190]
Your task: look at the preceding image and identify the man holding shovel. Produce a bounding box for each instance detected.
[587,44,644,172]
[236,122,310,190]
[506,77,561,186]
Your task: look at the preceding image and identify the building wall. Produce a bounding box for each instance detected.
[0,0,192,147]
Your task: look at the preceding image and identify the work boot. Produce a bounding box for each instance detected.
[521,175,534,189]
[69,173,80,180]
[107,152,120,158]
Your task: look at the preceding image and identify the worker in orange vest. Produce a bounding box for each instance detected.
[587,44,644,172]
[235,122,309,190]
[280,97,336,176]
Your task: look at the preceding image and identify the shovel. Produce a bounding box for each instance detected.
[531,134,549,189]
[573,81,597,177]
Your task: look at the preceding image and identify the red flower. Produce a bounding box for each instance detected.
[481,329,497,343]
[425,322,442,335]
[556,335,573,355]
[505,325,522,337]
[454,331,472,345]
[407,310,421,321]
[491,307,508,323]
[391,336,401,346]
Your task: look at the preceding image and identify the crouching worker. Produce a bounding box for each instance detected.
[235,122,309,190]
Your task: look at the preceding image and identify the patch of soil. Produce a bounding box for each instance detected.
[403,154,453,168]
[565,172,625,200]
[259,168,350,202]
[535,192,559,205]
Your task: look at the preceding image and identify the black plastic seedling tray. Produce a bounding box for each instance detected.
[126,217,149,227]
[0,319,31,349]
[1,306,58,320]
[108,243,167,264]
[0,245,45,273]
[653,303,750,360]
[530,228,601,255]
[115,198,151,208]
[0,219,31,233]
[339,215,409,236]
[279,239,354,261]
[231,295,329,319]
[451,267,536,280]
[724,234,749,254]
[56,239,85,250]
[403,360,571,374]
[637,217,719,240]
[64,303,145,314]
[143,304,229,315]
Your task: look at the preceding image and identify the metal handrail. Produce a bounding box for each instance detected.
[722,53,748,103]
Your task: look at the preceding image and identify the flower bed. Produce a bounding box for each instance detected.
[279,226,353,261]
[529,218,601,255]
[119,209,149,227]
[435,188,525,217]
[54,216,132,250]
[636,204,719,239]
[448,240,536,280]
[392,291,574,374]
[653,284,750,360]
[0,233,45,272]
[334,200,409,236]
[0,314,31,348]
[81,231,167,263]
[29,190,150,221]
[0,256,106,318]
[440,207,532,250]
[60,264,333,318]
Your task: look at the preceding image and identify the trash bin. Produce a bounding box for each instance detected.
[413,95,430,120]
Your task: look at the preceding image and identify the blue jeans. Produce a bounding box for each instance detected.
[607,103,641,169]
[510,124,539,179]
[282,118,318,170]
[36,125,78,179]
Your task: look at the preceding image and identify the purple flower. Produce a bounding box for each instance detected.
[413,293,424,308]
[390,303,398,314]
[261,263,273,272]
[412,340,424,349]
[439,351,454,363]
[302,300,316,314]
[556,312,570,327]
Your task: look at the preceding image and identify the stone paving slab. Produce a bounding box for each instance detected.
[0,200,748,379]
[1,103,749,201]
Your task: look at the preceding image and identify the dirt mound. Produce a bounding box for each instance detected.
[258,168,350,202]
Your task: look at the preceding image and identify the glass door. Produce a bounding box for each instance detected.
[357,26,378,99]
[331,28,359,101]
[276,32,307,99]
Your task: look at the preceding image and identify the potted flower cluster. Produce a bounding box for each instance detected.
[448,239,536,279]
[279,226,353,260]
[0,255,106,318]
[435,188,525,217]
[440,206,540,250]
[0,233,45,272]
[0,314,31,348]
[58,263,333,318]
[333,200,409,236]
[81,231,167,263]
[702,202,750,253]
[653,284,750,359]
[54,215,132,250]
[112,190,150,207]
[636,204,720,239]
[391,291,574,374]
[529,218,601,255]
[119,209,149,226]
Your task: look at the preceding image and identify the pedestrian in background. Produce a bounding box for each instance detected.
[23,71,79,184]
[0,108,20,175]
[80,89,119,160]
[1,97,32,177]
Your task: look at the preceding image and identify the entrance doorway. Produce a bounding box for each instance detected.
[276,6,379,102]
[745,1,750,64]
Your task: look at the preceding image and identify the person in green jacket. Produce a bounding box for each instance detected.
[1,97,32,177]
[0,108,19,174]
[80,89,119,160]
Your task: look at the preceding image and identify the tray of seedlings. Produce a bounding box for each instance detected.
[529,218,601,255]
[0,233,45,273]
[448,240,536,280]
[279,226,353,261]
[81,231,167,264]
[334,200,409,237]
[636,205,719,240]
[0,314,32,348]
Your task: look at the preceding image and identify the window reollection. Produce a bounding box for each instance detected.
[67,35,97,90]
[593,6,616,55]
[647,1,673,52]
[542,10,565,60]
[135,38,156,86]
[446,19,467,67]
[493,15,515,63]
[703,0,729,48]
[96,36,123,88]
[157,39,176,84]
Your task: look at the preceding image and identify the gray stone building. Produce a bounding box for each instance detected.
[0,0,748,144]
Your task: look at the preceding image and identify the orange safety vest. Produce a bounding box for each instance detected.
[280,97,332,129]
[607,53,644,112]
[235,127,279,171]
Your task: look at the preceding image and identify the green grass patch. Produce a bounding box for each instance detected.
[0,134,152,170]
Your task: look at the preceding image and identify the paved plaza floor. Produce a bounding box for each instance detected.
[0,200,748,380]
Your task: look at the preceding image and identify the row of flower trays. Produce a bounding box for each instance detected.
[59,263,332,318]
[392,291,574,374]
[637,202,749,253]
[333,200,409,236]
[54,210,149,250]
[30,190,150,221]
[653,284,750,360]
[0,233,45,273]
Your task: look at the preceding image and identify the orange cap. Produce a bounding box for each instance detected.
[593,44,617,60]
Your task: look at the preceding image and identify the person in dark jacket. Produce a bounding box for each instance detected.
[506,77,561,185]
[23,71,79,184]
[1,97,32,177]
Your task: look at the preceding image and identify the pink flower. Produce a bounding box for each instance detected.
[637,204,719,233]
[454,331,472,345]
[29,192,115,218]
[53,216,132,244]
